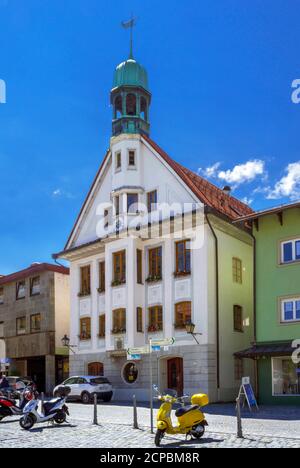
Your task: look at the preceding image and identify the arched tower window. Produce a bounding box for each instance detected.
[114,95,123,119]
[126,93,137,116]
[140,96,148,121]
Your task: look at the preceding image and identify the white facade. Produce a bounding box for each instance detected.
[59,133,254,401]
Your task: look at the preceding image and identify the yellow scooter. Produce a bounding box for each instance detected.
[154,387,209,447]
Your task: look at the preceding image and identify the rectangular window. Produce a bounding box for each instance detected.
[115,151,122,171]
[148,247,162,280]
[175,240,191,275]
[0,287,3,305]
[234,358,244,381]
[232,258,243,284]
[272,358,300,396]
[127,193,138,214]
[16,281,26,300]
[0,322,4,339]
[234,305,243,332]
[80,317,91,341]
[113,250,126,285]
[175,302,192,329]
[281,239,300,264]
[30,314,41,333]
[137,249,143,284]
[148,306,163,333]
[30,276,40,296]
[147,190,158,213]
[16,317,26,335]
[137,307,143,333]
[98,262,105,293]
[104,209,109,229]
[115,196,120,216]
[99,315,106,338]
[112,309,126,334]
[128,150,136,167]
[281,298,300,323]
[80,266,91,296]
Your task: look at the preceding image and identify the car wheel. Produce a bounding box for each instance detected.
[81,392,91,404]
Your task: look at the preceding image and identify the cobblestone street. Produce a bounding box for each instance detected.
[0,403,299,448]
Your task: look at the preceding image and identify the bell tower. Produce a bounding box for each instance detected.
[110,18,151,137]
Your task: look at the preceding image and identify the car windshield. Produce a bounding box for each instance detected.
[90,378,110,385]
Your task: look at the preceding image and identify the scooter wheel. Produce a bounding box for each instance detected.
[54,411,67,425]
[19,414,35,430]
[191,424,205,439]
[155,429,165,447]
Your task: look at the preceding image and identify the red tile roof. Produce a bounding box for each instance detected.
[143,135,254,220]
[0,263,69,286]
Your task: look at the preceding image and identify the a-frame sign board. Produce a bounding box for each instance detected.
[237,377,259,412]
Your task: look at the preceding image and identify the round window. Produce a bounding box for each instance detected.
[123,363,138,384]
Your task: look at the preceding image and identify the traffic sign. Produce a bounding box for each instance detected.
[151,338,175,347]
[127,346,149,356]
[128,354,141,361]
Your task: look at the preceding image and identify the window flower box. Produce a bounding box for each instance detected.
[148,324,163,333]
[146,276,162,284]
[78,334,91,341]
[174,271,191,278]
[111,279,126,288]
[78,291,91,298]
[111,328,126,335]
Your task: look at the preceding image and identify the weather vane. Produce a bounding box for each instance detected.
[121,15,137,59]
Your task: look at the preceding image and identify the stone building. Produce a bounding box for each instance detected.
[0,263,70,393]
[54,44,255,402]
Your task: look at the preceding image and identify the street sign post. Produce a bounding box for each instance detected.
[128,338,175,434]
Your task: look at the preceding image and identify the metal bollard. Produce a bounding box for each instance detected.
[93,393,98,425]
[236,397,243,439]
[133,395,138,429]
[41,392,45,414]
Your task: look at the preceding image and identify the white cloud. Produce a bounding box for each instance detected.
[52,189,62,197]
[52,188,74,199]
[241,197,254,206]
[218,160,265,186]
[266,162,300,200]
[198,162,221,178]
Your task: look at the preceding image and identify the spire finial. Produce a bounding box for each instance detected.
[121,15,137,59]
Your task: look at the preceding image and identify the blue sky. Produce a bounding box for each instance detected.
[0,0,299,274]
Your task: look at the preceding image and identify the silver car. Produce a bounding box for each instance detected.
[53,376,113,404]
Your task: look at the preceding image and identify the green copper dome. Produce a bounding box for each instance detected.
[113,58,149,92]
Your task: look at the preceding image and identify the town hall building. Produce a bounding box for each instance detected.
[54,42,255,402]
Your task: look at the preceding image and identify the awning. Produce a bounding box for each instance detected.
[234,342,296,359]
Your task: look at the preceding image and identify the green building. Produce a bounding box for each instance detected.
[236,202,300,405]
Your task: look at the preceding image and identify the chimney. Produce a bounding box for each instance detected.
[223,186,231,196]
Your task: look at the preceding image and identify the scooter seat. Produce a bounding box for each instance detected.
[43,398,64,414]
[175,405,200,418]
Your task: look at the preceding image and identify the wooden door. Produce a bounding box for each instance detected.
[167,358,183,396]
[88,362,104,376]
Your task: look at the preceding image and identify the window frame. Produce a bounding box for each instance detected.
[128,149,136,168]
[113,250,126,285]
[175,240,191,276]
[16,281,26,301]
[112,309,126,334]
[281,297,300,323]
[137,249,143,285]
[232,257,243,284]
[98,262,105,294]
[234,357,244,381]
[30,276,40,297]
[79,265,91,297]
[99,314,106,338]
[272,357,300,397]
[148,246,162,280]
[16,316,26,336]
[147,190,158,213]
[137,307,143,333]
[233,305,244,332]
[175,302,192,329]
[79,317,91,341]
[148,306,163,333]
[30,313,41,333]
[281,238,300,264]
[127,193,139,214]
[115,151,122,171]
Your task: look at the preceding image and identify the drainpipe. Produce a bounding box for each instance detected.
[249,227,258,397]
[205,211,220,397]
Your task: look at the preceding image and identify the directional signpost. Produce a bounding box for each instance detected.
[127,337,175,434]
